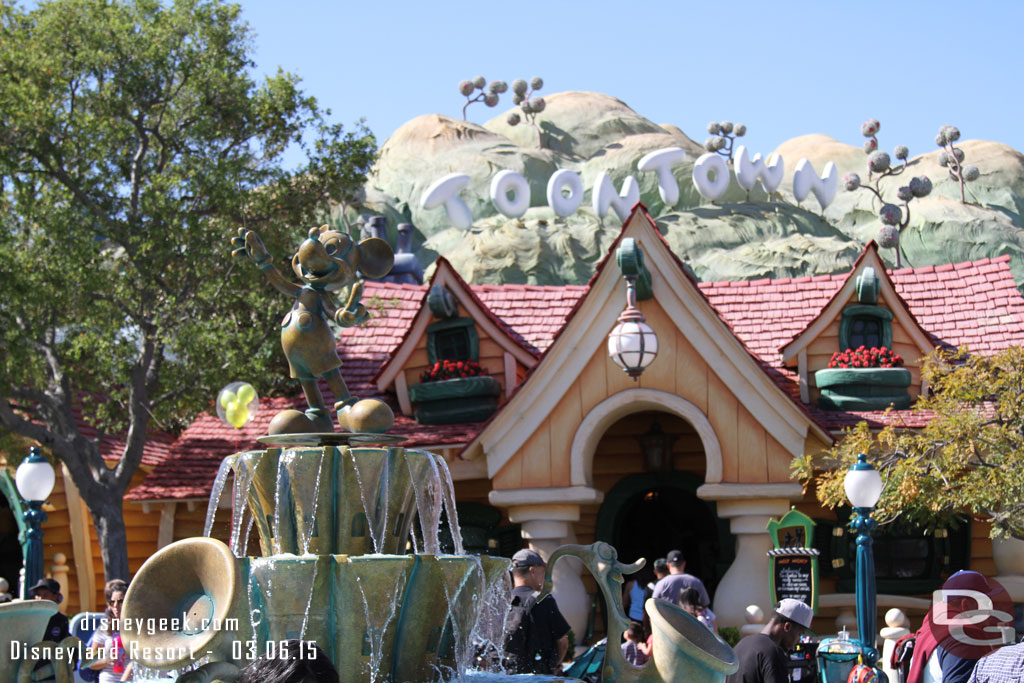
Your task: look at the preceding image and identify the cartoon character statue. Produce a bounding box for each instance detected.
[231,224,395,434]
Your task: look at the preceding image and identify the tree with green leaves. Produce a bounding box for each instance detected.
[0,0,376,583]
[793,346,1024,540]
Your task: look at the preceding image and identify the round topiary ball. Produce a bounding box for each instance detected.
[491,80,508,94]
[507,112,521,126]
[897,186,914,202]
[484,94,498,107]
[963,165,980,181]
[862,119,880,137]
[521,100,534,114]
[938,152,950,167]
[953,148,965,163]
[909,175,933,197]
[459,80,474,96]
[943,125,961,142]
[720,121,734,134]
[863,139,878,153]
[704,137,718,152]
[879,203,902,226]
[512,93,524,105]
[894,145,909,160]
[735,124,747,136]
[472,75,486,89]
[877,224,900,248]
[868,151,891,173]
[844,172,861,191]
[707,121,721,134]
[533,97,545,112]
[530,76,544,90]
[512,79,528,96]
[935,132,947,147]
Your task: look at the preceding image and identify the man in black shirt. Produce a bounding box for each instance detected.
[727,599,812,683]
[31,578,70,643]
[503,548,571,674]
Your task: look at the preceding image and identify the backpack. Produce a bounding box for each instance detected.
[503,590,546,674]
[890,634,916,683]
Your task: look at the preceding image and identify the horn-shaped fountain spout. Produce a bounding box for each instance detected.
[544,542,737,683]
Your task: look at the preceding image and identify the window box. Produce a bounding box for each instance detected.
[814,367,912,411]
[408,376,502,425]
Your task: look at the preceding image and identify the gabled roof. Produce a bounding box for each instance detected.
[129,226,1024,500]
[128,280,585,501]
[778,242,934,363]
[464,205,833,482]
[374,258,542,390]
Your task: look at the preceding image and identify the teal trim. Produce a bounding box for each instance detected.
[815,368,911,389]
[0,469,28,596]
[426,285,458,319]
[839,305,893,351]
[856,268,879,305]
[425,318,479,363]
[408,376,501,402]
[616,238,653,301]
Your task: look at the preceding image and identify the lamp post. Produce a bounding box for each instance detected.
[15,446,55,598]
[607,272,658,380]
[844,453,883,667]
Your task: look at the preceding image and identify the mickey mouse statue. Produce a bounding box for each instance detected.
[232,224,395,435]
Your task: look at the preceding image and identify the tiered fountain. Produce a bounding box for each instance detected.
[113,224,738,683]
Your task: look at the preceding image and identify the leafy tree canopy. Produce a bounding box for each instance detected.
[793,346,1024,540]
[0,0,376,580]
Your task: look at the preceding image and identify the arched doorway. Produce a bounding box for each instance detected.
[595,472,733,597]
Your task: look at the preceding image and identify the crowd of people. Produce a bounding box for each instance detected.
[14,559,1024,683]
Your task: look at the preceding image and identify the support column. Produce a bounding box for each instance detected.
[697,483,803,628]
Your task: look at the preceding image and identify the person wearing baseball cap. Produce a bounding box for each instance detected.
[31,577,70,643]
[502,549,570,675]
[726,598,813,683]
[651,549,711,608]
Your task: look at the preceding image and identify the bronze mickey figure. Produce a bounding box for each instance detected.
[231,224,395,434]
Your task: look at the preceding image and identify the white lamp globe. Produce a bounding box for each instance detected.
[16,450,56,503]
[608,320,658,376]
[844,454,883,509]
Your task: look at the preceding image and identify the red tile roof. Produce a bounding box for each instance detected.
[129,235,1024,500]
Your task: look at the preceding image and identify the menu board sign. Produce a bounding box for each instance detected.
[766,509,820,612]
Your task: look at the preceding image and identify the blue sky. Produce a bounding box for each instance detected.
[240,0,1023,168]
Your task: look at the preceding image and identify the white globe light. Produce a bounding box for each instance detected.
[608,320,658,376]
[844,462,883,508]
[16,456,56,503]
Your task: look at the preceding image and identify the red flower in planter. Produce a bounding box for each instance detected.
[420,359,488,383]
[827,346,904,369]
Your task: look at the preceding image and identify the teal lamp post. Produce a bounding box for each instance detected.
[844,453,884,666]
[15,446,55,598]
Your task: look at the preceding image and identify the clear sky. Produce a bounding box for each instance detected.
[241,0,1020,167]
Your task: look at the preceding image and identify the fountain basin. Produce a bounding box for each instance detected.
[1,599,60,682]
[122,538,510,683]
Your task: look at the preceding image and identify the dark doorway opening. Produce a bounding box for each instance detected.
[0,491,23,598]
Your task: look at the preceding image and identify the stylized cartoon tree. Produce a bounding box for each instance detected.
[505,77,546,148]
[458,76,508,120]
[704,121,747,162]
[936,125,980,203]
[844,119,931,268]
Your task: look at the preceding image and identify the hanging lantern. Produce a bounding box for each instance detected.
[607,276,658,379]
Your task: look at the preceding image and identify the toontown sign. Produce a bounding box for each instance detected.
[420,145,839,227]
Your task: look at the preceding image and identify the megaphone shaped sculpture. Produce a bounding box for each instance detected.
[546,542,738,683]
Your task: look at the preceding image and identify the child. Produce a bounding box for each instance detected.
[678,586,716,632]
[621,621,649,667]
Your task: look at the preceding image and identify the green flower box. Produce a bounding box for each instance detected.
[815,367,912,411]
[408,375,502,425]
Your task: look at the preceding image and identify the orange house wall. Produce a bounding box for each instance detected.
[492,299,792,489]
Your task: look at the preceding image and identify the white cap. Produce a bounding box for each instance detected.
[776,598,813,629]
